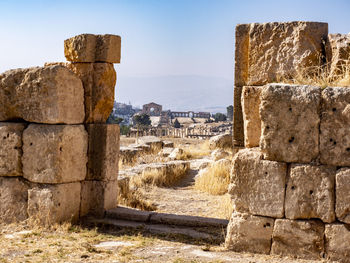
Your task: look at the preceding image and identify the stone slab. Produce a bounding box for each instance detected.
[285,164,336,223]
[86,124,120,181]
[260,84,320,163]
[271,219,325,260]
[0,177,29,223]
[23,124,88,184]
[80,180,118,218]
[242,86,262,147]
[233,86,244,147]
[0,123,26,177]
[66,62,116,123]
[335,168,350,224]
[0,65,84,124]
[225,213,274,254]
[234,24,250,87]
[247,22,328,85]
[320,87,350,166]
[150,213,229,228]
[27,182,81,224]
[106,206,154,222]
[328,33,350,77]
[64,34,121,63]
[325,223,350,262]
[229,148,286,218]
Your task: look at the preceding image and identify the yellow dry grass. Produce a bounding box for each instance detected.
[181,140,211,160]
[194,161,231,195]
[133,164,189,187]
[279,59,350,88]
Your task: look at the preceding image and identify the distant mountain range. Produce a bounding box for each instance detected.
[116,75,233,113]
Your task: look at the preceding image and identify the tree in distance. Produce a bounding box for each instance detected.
[173,118,181,128]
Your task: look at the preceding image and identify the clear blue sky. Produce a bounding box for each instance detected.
[1,0,350,110]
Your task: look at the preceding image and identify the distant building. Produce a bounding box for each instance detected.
[110,102,138,125]
[227,105,233,121]
[142,102,163,116]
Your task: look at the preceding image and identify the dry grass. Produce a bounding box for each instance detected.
[279,59,350,88]
[0,221,157,263]
[194,161,231,195]
[181,140,211,160]
[133,163,189,187]
[118,189,156,211]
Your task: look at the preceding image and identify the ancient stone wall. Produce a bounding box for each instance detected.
[0,34,121,224]
[227,21,350,262]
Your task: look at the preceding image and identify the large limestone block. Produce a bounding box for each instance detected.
[271,219,325,260]
[23,125,88,184]
[234,24,250,86]
[335,168,350,224]
[0,65,84,124]
[86,124,120,181]
[247,22,328,85]
[64,34,121,63]
[209,133,232,149]
[242,86,262,147]
[229,149,286,218]
[285,164,335,223]
[225,212,274,254]
[233,86,244,147]
[328,33,350,76]
[320,87,350,166]
[80,180,118,217]
[0,177,29,223]
[66,62,116,123]
[27,183,81,224]
[260,84,320,163]
[0,123,26,176]
[325,224,350,262]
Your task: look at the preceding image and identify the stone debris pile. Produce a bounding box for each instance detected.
[0,33,121,224]
[227,21,350,262]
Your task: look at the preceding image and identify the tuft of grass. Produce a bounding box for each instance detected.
[194,161,231,195]
[118,189,156,211]
[181,140,211,160]
[278,58,350,88]
[133,163,189,187]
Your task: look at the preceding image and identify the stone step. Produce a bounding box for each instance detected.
[106,206,229,228]
[87,217,223,244]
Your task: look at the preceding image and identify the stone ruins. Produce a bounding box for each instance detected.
[0,33,121,224]
[227,21,350,262]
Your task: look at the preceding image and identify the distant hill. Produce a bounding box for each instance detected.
[116,75,233,113]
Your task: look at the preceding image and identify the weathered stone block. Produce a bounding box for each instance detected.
[80,180,118,217]
[27,182,81,224]
[86,124,120,181]
[0,177,29,223]
[247,22,328,85]
[320,87,350,166]
[64,34,121,63]
[0,65,84,124]
[335,168,350,224]
[285,164,335,223]
[225,212,274,254]
[0,123,26,177]
[260,84,320,163]
[328,33,350,76]
[209,134,232,150]
[23,125,88,184]
[242,86,262,147]
[229,149,286,218]
[66,62,116,123]
[325,224,350,262]
[233,86,244,147]
[234,24,249,86]
[271,219,325,260]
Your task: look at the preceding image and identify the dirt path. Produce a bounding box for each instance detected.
[139,159,232,219]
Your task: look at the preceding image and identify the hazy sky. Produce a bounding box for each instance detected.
[1,0,350,110]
